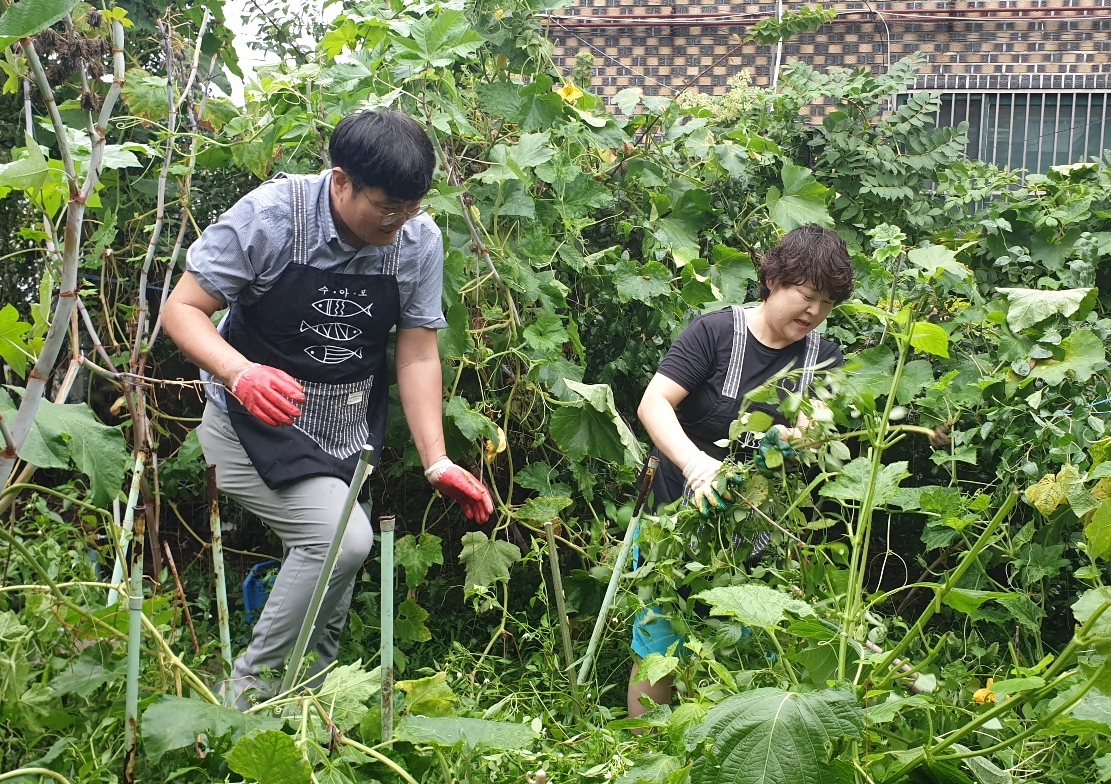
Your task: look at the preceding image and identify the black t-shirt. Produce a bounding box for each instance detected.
[650,308,843,505]
[658,308,844,436]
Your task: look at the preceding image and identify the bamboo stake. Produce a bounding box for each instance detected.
[207,465,233,705]
[577,455,658,686]
[379,515,395,743]
[123,505,146,784]
[163,541,200,655]
[544,520,579,709]
[108,453,147,607]
[280,446,376,695]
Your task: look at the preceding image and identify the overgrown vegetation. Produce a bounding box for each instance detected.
[3,0,1111,782]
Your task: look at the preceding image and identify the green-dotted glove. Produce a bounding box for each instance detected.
[682,450,726,517]
[754,427,800,472]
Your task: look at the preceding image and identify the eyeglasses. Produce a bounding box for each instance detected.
[358,189,423,227]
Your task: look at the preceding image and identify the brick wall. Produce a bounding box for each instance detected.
[546,1,1111,98]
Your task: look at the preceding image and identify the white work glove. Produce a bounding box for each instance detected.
[682,450,725,517]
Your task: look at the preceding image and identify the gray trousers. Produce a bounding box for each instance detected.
[197,404,374,699]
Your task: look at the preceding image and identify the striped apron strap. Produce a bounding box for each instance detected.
[721,305,750,400]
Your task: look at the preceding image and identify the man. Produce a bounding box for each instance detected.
[628,223,854,717]
[163,110,493,706]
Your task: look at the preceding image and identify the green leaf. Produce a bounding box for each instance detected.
[906,245,969,280]
[396,598,432,643]
[508,132,556,169]
[0,0,79,43]
[120,69,169,122]
[999,287,1097,332]
[0,303,32,376]
[514,495,572,522]
[440,302,476,359]
[637,651,680,686]
[896,359,935,405]
[397,672,457,717]
[840,346,895,401]
[942,589,1017,615]
[560,380,642,464]
[394,716,536,749]
[396,533,444,591]
[444,396,496,442]
[522,312,569,354]
[909,321,949,358]
[616,756,685,784]
[312,661,381,734]
[695,584,816,628]
[0,133,49,192]
[459,531,521,592]
[1086,499,1111,561]
[685,687,863,784]
[226,730,312,784]
[0,392,128,508]
[864,694,930,725]
[231,125,277,181]
[615,260,672,303]
[766,164,833,232]
[1029,328,1106,386]
[820,458,910,506]
[141,695,281,762]
[1073,588,1111,654]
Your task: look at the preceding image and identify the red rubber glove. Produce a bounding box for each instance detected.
[229,364,305,427]
[424,458,494,523]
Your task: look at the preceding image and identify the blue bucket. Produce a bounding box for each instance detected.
[243,560,281,625]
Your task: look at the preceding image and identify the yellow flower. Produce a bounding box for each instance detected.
[494,7,505,19]
[485,427,507,461]
[972,678,996,704]
[556,82,584,104]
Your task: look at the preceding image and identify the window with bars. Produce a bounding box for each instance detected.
[929,91,1111,174]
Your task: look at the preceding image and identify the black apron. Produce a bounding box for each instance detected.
[654,305,822,505]
[223,175,403,489]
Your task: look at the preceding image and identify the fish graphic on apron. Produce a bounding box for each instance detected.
[222,174,403,489]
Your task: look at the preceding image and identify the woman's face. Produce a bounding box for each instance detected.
[761,281,838,345]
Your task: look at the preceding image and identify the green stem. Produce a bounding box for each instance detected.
[337,737,420,784]
[767,633,798,687]
[872,491,1017,690]
[0,770,73,784]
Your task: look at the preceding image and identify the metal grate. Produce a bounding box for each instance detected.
[910,84,1111,174]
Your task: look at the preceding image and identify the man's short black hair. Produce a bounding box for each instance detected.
[758,224,854,303]
[329,110,436,200]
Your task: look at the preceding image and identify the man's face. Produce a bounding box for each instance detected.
[331,170,422,247]
[762,281,837,345]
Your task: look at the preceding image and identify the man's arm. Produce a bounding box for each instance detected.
[396,326,493,522]
[394,326,447,469]
[161,272,251,386]
[162,272,303,426]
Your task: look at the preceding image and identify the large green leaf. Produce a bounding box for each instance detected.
[396,533,444,590]
[942,589,1017,615]
[909,321,949,358]
[695,584,816,628]
[1086,499,1111,561]
[1073,588,1111,654]
[998,287,1096,332]
[0,0,79,44]
[1029,328,1106,386]
[394,716,536,750]
[141,695,281,761]
[444,395,497,441]
[0,134,49,193]
[766,164,833,232]
[513,495,573,522]
[396,598,431,643]
[820,458,909,506]
[685,687,863,784]
[226,730,312,784]
[654,189,713,267]
[0,391,128,508]
[459,531,521,592]
[564,379,644,464]
[397,672,457,716]
[312,660,381,733]
[615,260,672,303]
[0,303,32,376]
[906,244,969,280]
